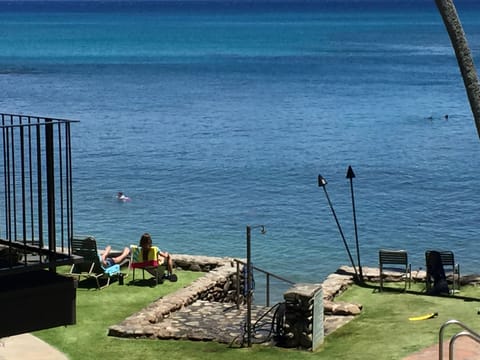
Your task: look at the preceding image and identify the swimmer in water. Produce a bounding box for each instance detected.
[117,192,129,201]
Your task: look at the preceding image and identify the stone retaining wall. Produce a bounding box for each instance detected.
[173,254,247,304]
[110,257,480,349]
[109,254,244,336]
[277,271,363,350]
[109,254,362,349]
[282,283,323,349]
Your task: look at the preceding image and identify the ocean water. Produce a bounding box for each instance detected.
[1,0,480,286]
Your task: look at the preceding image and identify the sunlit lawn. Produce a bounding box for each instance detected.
[35,271,480,360]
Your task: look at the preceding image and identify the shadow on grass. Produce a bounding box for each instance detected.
[75,277,117,290]
[356,280,480,303]
[76,276,165,289]
[127,278,161,287]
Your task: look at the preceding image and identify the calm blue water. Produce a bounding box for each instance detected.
[1,0,480,284]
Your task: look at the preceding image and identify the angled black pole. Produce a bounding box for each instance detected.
[346,166,363,283]
[318,174,359,282]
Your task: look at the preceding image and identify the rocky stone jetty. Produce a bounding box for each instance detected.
[108,254,366,349]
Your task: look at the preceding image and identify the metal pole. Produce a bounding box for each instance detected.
[246,225,252,347]
[318,175,359,281]
[347,166,363,283]
[236,261,240,309]
[45,119,56,270]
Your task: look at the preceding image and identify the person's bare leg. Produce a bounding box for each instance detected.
[113,247,130,264]
[160,252,173,273]
[101,245,112,265]
[167,254,173,274]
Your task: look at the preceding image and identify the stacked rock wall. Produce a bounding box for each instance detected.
[173,254,247,304]
[281,283,323,349]
[110,255,362,349]
[109,254,248,336]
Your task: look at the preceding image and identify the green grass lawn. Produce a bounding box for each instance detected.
[324,282,480,359]
[35,273,480,360]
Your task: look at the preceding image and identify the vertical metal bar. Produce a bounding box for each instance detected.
[45,119,56,260]
[18,118,28,263]
[28,117,35,254]
[246,225,252,347]
[2,114,9,240]
[6,116,11,241]
[66,121,73,254]
[57,121,64,249]
[20,121,27,246]
[10,123,17,241]
[236,260,240,309]
[7,115,12,242]
[266,273,270,307]
[36,122,44,249]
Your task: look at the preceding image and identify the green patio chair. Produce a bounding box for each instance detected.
[69,236,122,289]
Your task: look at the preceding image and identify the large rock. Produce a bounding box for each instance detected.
[324,300,362,315]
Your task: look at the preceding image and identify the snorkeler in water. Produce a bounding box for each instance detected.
[117,192,130,201]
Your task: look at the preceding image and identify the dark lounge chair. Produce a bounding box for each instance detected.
[379,249,411,292]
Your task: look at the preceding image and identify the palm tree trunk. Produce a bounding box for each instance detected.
[435,0,480,138]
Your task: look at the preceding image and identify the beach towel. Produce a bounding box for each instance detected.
[130,245,159,268]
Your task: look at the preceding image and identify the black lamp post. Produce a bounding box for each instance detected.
[318,174,359,282]
[246,224,266,347]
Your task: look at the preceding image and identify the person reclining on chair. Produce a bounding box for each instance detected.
[426,250,449,295]
[139,232,176,281]
[101,245,130,268]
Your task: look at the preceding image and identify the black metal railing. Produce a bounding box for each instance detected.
[234,258,295,308]
[0,113,79,275]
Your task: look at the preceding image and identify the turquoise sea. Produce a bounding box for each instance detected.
[1,0,480,286]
